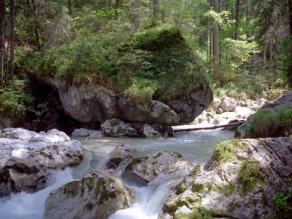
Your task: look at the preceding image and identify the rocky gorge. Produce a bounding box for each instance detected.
[0,92,291,219]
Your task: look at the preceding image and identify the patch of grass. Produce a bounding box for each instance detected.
[245,106,292,138]
[238,160,264,194]
[213,139,243,163]
[274,192,292,218]
[191,208,213,219]
[192,183,204,193]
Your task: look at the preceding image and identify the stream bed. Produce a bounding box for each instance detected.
[0,130,233,219]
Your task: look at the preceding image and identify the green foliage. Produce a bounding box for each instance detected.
[238,160,264,194]
[0,79,34,119]
[213,139,243,163]
[214,71,287,100]
[274,192,292,218]
[22,25,207,102]
[245,106,292,138]
[191,208,213,219]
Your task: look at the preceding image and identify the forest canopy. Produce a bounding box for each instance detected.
[0,0,291,117]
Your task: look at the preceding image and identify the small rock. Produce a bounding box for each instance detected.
[71,128,103,138]
[143,124,162,138]
[101,119,140,137]
[220,97,237,112]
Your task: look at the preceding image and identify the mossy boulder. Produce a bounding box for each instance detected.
[160,137,292,219]
[236,91,292,138]
[44,172,133,219]
[36,26,212,127]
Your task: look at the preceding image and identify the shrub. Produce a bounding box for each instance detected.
[274,192,292,218]
[21,25,208,103]
[0,79,34,119]
[238,160,264,194]
[245,106,292,138]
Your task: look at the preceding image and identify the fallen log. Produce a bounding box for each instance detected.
[174,120,245,133]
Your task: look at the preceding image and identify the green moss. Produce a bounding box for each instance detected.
[110,118,119,127]
[274,192,292,219]
[191,165,201,177]
[191,208,213,219]
[238,160,264,194]
[192,183,204,193]
[213,139,243,163]
[215,183,236,196]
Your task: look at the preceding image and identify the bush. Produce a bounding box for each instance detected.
[0,79,34,119]
[245,106,292,138]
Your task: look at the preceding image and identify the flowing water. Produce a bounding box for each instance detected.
[0,130,233,219]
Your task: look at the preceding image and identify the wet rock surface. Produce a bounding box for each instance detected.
[122,151,193,185]
[44,172,133,219]
[160,137,292,219]
[0,128,83,196]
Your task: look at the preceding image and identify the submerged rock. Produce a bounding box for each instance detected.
[122,151,192,185]
[160,137,292,219]
[0,128,83,196]
[44,172,133,219]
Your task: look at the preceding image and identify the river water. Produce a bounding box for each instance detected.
[0,130,233,219]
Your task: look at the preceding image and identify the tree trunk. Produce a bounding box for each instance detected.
[213,0,220,83]
[288,0,292,88]
[8,0,15,79]
[131,0,141,32]
[0,0,5,83]
[152,0,160,25]
[68,0,72,15]
[234,0,240,39]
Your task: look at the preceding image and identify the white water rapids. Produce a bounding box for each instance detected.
[0,130,233,219]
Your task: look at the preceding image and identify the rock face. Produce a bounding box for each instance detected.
[122,151,192,185]
[44,77,212,126]
[44,172,133,219]
[0,128,83,196]
[236,92,292,138]
[160,138,292,219]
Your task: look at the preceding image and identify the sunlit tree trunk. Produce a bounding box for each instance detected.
[288,0,292,88]
[132,0,141,32]
[0,0,5,84]
[152,0,160,25]
[234,0,240,39]
[213,0,220,83]
[8,0,15,79]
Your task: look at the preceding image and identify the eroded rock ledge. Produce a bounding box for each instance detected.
[0,128,83,196]
[160,137,292,219]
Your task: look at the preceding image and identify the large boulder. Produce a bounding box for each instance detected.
[44,172,133,219]
[236,92,292,138]
[122,151,192,185]
[0,128,83,196]
[160,138,292,219]
[44,78,212,126]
